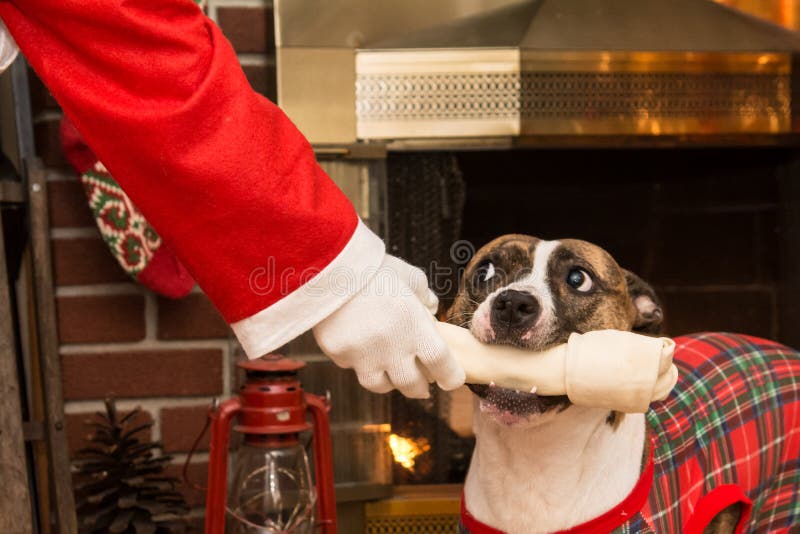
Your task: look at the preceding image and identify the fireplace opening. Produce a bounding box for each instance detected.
[384,144,798,485]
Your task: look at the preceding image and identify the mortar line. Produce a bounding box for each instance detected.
[64,396,219,414]
[33,109,62,124]
[211,0,271,7]
[46,170,78,182]
[51,227,100,239]
[144,292,158,341]
[655,203,778,214]
[237,53,274,65]
[221,342,232,396]
[55,283,143,297]
[657,284,775,293]
[170,452,210,464]
[59,339,231,353]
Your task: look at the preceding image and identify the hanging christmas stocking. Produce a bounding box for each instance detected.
[60,116,195,298]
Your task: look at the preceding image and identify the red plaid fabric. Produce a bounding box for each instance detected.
[625,332,800,533]
[460,333,799,534]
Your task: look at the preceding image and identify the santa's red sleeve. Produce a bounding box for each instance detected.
[0,0,386,357]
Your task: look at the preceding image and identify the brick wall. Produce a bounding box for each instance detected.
[30,0,277,527]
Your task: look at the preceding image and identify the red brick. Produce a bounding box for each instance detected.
[158,293,229,340]
[62,349,223,400]
[34,119,69,170]
[52,237,129,286]
[48,179,94,228]
[242,63,277,101]
[165,462,208,508]
[160,405,211,453]
[65,409,153,458]
[57,294,145,344]
[217,6,274,54]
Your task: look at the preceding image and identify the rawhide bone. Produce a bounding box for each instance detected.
[435,322,678,414]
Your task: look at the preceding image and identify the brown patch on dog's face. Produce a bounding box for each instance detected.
[446,235,664,423]
[548,239,638,341]
[445,234,537,330]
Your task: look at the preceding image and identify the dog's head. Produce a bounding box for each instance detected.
[445,234,663,426]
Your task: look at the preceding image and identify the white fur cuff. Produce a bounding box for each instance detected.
[231,220,386,358]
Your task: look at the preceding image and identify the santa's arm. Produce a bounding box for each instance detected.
[0,1,676,406]
[0,0,385,356]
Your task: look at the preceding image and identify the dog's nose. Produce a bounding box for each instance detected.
[492,290,540,327]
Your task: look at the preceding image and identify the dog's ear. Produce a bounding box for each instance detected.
[623,270,664,335]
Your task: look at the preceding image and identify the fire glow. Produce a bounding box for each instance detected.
[387,433,430,471]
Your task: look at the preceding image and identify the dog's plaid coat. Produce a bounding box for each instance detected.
[461,332,800,533]
[627,333,800,533]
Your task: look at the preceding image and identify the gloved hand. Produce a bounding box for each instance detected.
[312,255,465,398]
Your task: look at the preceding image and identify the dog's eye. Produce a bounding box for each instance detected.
[474,261,496,283]
[566,268,593,292]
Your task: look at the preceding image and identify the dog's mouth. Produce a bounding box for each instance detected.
[467,383,569,425]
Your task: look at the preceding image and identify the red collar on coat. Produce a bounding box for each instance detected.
[460,433,656,534]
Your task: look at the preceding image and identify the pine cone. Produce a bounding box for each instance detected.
[73,399,189,534]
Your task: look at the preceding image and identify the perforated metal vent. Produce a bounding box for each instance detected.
[355,50,794,139]
[521,72,790,119]
[364,492,461,534]
[366,514,459,534]
[357,73,521,122]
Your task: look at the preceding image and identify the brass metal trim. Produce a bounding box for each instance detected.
[365,497,460,516]
[520,50,791,74]
[356,48,794,139]
[357,48,521,74]
[521,115,790,136]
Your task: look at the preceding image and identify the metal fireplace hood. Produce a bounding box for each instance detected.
[356,0,800,142]
[275,0,800,147]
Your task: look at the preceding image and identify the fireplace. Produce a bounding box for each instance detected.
[273,0,800,530]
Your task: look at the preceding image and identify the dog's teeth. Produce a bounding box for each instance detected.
[489,381,496,387]
[514,389,520,394]
[529,386,538,394]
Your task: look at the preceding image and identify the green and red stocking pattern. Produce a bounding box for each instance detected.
[60,116,194,298]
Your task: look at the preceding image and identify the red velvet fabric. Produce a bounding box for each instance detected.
[0,0,358,322]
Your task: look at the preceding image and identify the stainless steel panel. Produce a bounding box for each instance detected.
[277,48,357,144]
[274,0,524,48]
[364,0,800,52]
[275,0,524,143]
[278,0,800,144]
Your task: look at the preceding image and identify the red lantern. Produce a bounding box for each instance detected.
[205,355,337,533]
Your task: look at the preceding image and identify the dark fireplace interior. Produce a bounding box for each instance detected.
[386,145,799,485]
[457,147,794,341]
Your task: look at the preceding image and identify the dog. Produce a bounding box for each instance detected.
[445,234,800,534]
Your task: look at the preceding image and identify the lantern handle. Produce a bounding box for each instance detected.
[205,396,242,534]
[306,393,337,534]
[182,398,216,491]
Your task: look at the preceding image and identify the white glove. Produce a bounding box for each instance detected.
[437,323,678,413]
[312,255,465,398]
[0,20,19,74]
